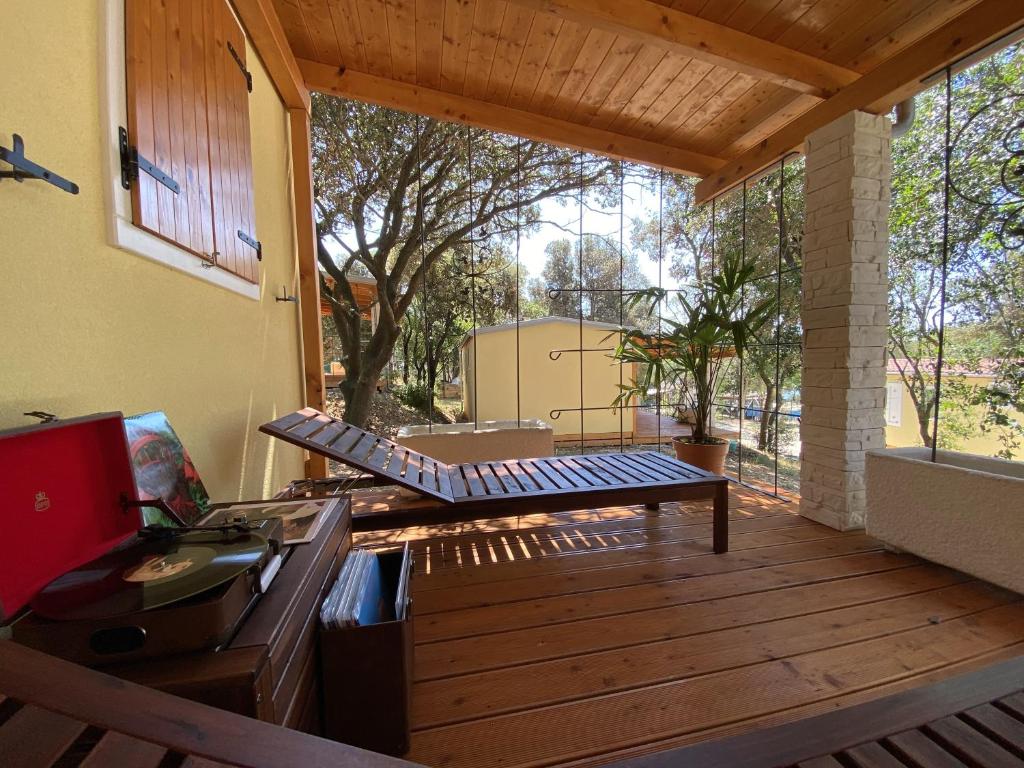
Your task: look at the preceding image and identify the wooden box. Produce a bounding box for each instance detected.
[108,497,353,732]
[320,545,413,755]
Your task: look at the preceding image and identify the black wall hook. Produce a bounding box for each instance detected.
[275,286,298,303]
[0,134,79,194]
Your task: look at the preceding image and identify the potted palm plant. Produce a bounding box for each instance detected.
[611,251,776,474]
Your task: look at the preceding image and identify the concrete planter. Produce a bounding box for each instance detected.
[866,447,1024,594]
[396,419,554,465]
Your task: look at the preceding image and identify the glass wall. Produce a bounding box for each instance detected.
[887,42,1024,462]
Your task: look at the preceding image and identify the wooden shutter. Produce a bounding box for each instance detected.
[125,0,259,283]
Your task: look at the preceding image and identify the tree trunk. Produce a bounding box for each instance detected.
[916,402,934,447]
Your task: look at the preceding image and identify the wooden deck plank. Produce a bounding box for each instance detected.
[409,514,807,575]
[414,559,952,680]
[406,606,1024,768]
[354,493,785,549]
[413,530,879,618]
[411,581,1009,727]
[414,542,903,643]
[372,484,1024,768]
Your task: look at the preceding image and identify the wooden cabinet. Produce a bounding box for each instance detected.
[109,497,352,732]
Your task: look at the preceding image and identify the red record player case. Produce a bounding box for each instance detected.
[0,413,141,622]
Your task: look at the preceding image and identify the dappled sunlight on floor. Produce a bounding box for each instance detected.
[352,486,1024,768]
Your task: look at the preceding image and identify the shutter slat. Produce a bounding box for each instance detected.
[166,0,191,249]
[126,0,159,232]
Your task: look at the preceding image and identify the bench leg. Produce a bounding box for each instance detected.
[713,483,729,554]
[644,502,659,510]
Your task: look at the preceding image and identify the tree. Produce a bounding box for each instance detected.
[527,236,648,325]
[312,94,611,426]
[397,244,521,401]
[888,44,1024,450]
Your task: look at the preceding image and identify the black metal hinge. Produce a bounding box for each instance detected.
[119,127,180,194]
[227,42,253,93]
[238,229,262,261]
[0,134,79,194]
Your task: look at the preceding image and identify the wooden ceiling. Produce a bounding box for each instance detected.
[261,0,1024,200]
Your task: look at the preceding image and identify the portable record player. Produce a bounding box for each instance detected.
[0,413,283,667]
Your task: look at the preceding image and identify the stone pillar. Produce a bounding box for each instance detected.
[799,111,891,530]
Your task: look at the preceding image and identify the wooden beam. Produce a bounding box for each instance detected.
[288,107,328,480]
[695,0,1024,203]
[233,0,310,112]
[299,60,726,177]
[507,0,859,99]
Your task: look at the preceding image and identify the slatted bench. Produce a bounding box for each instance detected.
[260,408,730,552]
[0,640,420,768]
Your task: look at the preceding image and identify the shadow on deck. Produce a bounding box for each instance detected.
[352,485,1024,768]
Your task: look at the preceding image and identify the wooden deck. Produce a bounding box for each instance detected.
[353,485,1024,768]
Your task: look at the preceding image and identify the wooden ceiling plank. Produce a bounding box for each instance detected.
[694,0,1024,202]
[570,36,644,124]
[640,64,732,141]
[700,0,748,25]
[416,0,446,89]
[300,58,726,175]
[439,0,476,92]
[813,0,938,71]
[463,0,509,99]
[485,4,536,104]
[506,0,860,97]
[736,0,820,42]
[548,27,618,120]
[723,0,791,35]
[792,0,907,67]
[772,0,861,55]
[356,0,395,78]
[527,18,589,113]
[588,45,666,130]
[668,73,760,148]
[271,0,318,61]
[294,0,342,65]
[849,0,980,73]
[385,0,420,83]
[606,51,689,134]
[328,0,369,72]
[506,13,563,109]
[621,58,712,138]
[234,0,310,110]
[722,91,819,157]
[684,80,782,154]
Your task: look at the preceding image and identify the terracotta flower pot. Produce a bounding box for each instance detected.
[671,436,729,475]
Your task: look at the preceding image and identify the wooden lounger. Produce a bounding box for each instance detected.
[260,408,730,553]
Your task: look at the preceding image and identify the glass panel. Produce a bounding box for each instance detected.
[745,166,782,279]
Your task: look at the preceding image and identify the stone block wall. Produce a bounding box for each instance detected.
[800,111,892,530]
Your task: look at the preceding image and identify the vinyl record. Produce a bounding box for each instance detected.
[30,530,269,621]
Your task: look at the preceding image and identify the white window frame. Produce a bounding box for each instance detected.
[98,0,259,300]
[885,381,903,427]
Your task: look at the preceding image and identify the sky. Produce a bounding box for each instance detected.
[486,172,684,292]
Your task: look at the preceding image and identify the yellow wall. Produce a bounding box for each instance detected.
[0,2,306,500]
[461,320,635,438]
[885,373,1022,458]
